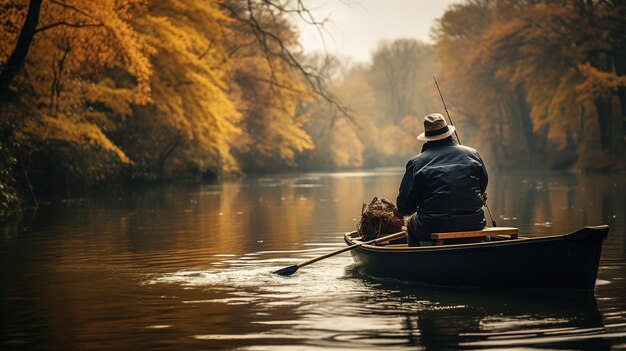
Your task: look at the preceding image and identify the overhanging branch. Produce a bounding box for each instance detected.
[220,0,354,123]
[35,21,104,33]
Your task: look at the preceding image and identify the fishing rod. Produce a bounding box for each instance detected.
[433,75,461,145]
[432,75,498,227]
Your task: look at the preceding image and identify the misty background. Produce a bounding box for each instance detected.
[1,0,625,217]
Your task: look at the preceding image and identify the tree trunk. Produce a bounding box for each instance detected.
[587,43,614,151]
[513,85,540,165]
[593,98,612,150]
[0,0,43,98]
[612,53,626,153]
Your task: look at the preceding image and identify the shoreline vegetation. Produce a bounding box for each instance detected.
[1,0,625,219]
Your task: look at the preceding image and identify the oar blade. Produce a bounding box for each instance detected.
[273,264,299,276]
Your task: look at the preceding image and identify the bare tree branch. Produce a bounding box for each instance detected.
[35,21,104,33]
[47,0,98,20]
[220,0,353,123]
[244,74,310,95]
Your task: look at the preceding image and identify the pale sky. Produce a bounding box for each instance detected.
[296,0,460,63]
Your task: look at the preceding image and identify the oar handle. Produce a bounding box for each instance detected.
[296,231,406,269]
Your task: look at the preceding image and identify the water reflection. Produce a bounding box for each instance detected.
[347,271,610,350]
[143,247,624,350]
[1,170,625,350]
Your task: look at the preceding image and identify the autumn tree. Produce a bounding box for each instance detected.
[120,0,346,177]
[369,39,439,123]
[434,0,626,169]
[481,0,626,167]
[299,59,367,169]
[221,0,315,173]
[0,0,350,213]
[116,0,242,180]
[0,0,153,194]
[432,0,536,167]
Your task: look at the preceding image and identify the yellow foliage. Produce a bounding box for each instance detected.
[329,118,363,168]
[131,0,242,174]
[1,0,152,164]
[19,113,130,164]
[225,8,315,170]
[81,79,135,130]
[2,0,335,178]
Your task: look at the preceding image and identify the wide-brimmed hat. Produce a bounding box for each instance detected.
[417,113,456,141]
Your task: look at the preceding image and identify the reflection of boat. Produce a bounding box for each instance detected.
[341,271,608,350]
[344,225,609,289]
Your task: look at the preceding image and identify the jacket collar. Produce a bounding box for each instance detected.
[421,136,457,152]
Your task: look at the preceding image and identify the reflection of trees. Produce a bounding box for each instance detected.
[1,170,624,349]
[488,171,625,241]
[248,178,317,246]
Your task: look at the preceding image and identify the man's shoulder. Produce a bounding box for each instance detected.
[406,144,482,167]
[455,144,481,157]
[419,144,479,156]
[406,153,426,165]
[402,154,421,171]
[403,155,413,168]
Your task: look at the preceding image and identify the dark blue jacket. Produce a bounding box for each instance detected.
[396,137,488,232]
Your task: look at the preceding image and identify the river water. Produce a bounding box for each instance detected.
[1,169,625,350]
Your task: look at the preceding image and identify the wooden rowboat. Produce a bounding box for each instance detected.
[344,225,609,290]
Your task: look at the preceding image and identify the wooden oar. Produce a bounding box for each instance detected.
[273,231,407,276]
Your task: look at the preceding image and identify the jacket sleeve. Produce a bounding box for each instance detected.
[478,154,488,193]
[396,160,419,216]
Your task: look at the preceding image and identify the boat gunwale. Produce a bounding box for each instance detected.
[344,226,608,253]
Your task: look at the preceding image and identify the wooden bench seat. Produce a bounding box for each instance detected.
[431,227,519,246]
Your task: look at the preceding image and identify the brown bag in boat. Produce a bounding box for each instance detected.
[357,197,403,241]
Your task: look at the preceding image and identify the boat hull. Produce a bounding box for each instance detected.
[345,226,608,289]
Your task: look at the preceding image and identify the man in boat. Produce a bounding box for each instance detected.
[396,113,488,246]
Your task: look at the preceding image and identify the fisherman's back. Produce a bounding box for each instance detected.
[396,113,488,246]
[399,138,487,232]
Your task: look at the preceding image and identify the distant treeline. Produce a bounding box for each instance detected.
[1,0,625,217]
[303,0,626,171]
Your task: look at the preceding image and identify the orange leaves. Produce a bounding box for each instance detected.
[434,0,626,169]
[0,0,152,172]
[33,0,154,103]
[577,63,626,101]
[0,1,27,63]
